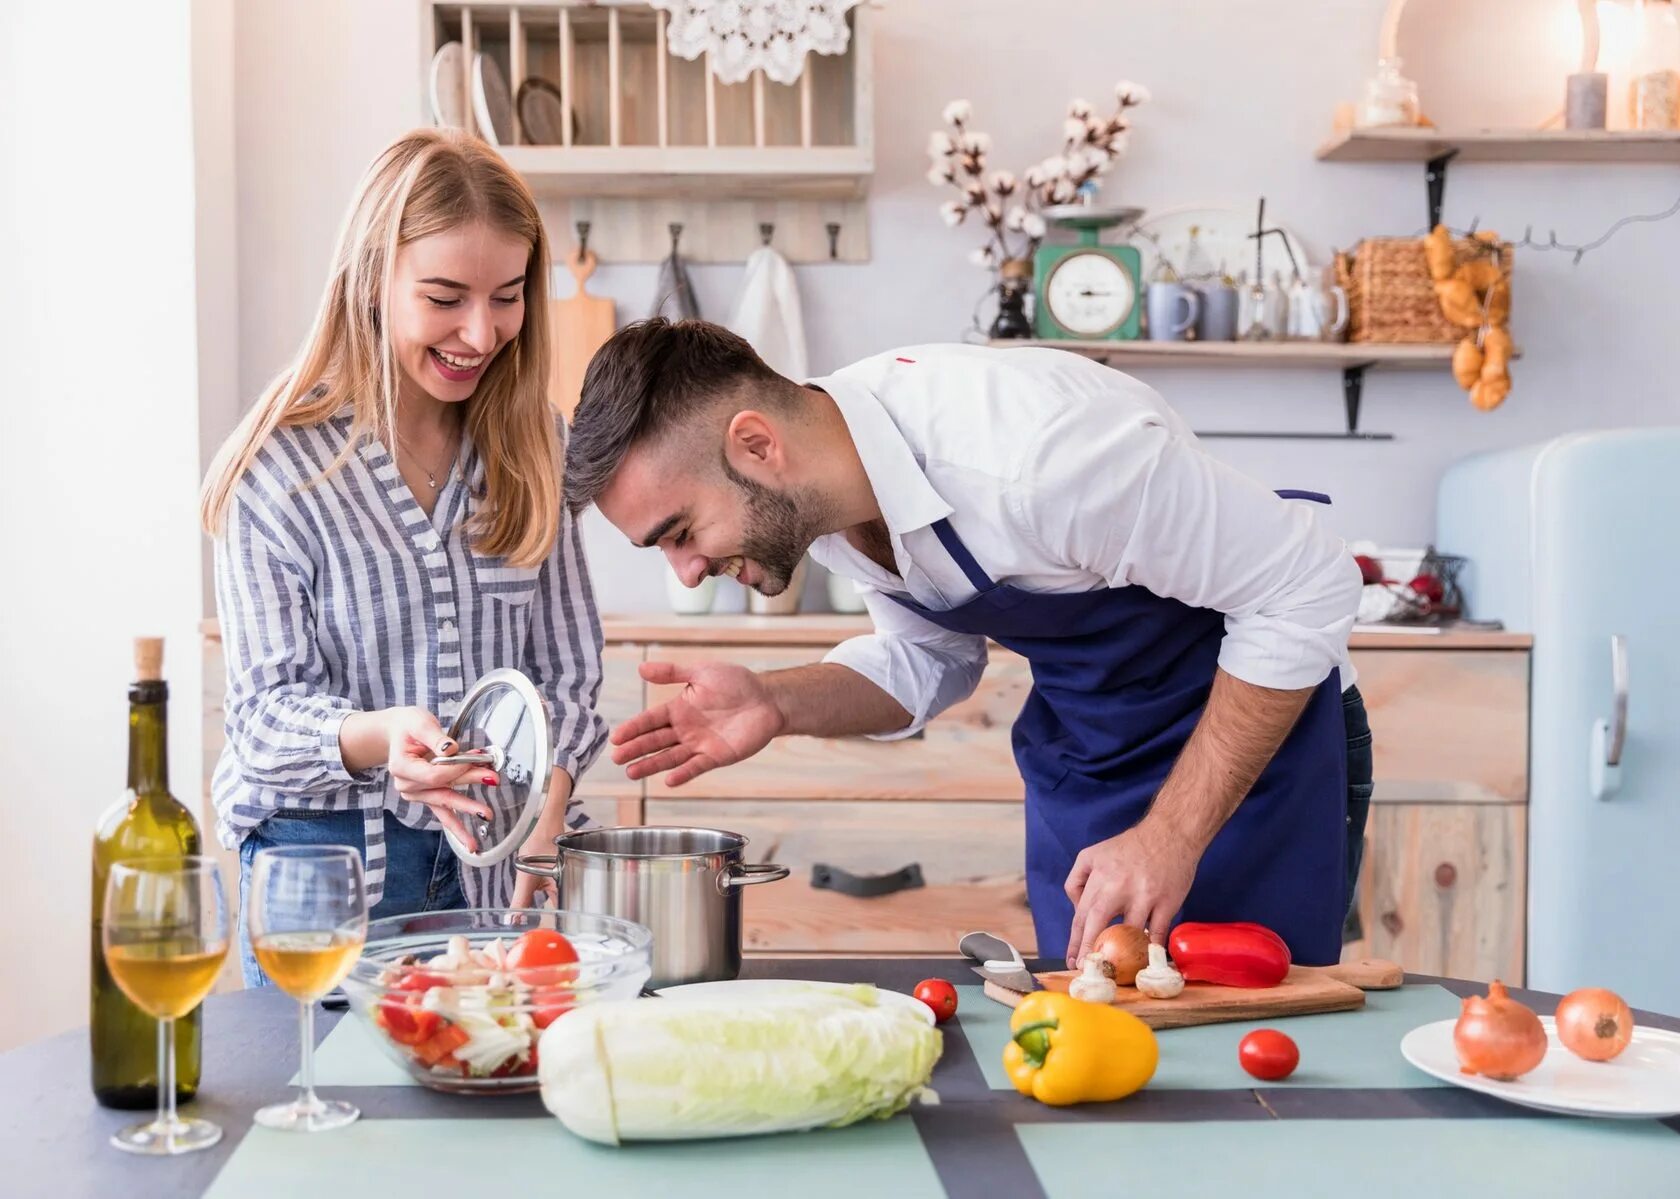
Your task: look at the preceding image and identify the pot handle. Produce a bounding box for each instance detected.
[720,862,791,891]
[513,852,562,881]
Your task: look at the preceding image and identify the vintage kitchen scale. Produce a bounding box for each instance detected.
[1032,205,1146,341]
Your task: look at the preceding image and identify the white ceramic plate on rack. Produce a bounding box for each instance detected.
[1127,205,1310,286]
[429,41,466,128]
[655,978,936,1026]
[1400,1017,1680,1119]
[472,53,514,146]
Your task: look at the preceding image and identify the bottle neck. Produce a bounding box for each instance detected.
[127,682,169,794]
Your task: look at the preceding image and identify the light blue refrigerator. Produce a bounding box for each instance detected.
[1437,428,1680,1013]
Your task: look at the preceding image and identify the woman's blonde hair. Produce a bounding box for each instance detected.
[201,127,559,566]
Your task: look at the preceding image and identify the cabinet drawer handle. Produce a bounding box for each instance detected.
[811,862,925,898]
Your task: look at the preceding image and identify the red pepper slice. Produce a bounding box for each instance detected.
[1169,921,1291,988]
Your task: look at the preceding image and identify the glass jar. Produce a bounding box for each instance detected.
[1356,56,1420,128]
[1630,0,1680,129]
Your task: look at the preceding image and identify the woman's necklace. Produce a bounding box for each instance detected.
[395,420,461,491]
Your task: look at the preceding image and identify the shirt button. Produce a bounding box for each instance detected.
[441,620,456,633]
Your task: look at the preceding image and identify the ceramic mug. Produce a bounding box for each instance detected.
[1195,283,1239,342]
[665,569,717,615]
[1146,282,1201,342]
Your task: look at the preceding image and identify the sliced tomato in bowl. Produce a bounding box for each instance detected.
[376,998,441,1046]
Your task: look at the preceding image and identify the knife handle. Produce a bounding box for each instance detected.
[1321,957,1404,990]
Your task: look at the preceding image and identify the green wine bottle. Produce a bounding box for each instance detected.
[91,637,204,1109]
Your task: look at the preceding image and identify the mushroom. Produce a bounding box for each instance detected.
[1067,953,1118,1004]
[1134,943,1185,999]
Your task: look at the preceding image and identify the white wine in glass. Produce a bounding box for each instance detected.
[248,846,367,1132]
[101,856,229,1155]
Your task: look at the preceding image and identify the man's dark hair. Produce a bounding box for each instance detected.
[563,318,786,512]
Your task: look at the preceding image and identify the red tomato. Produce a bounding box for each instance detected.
[1238,1029,1299,1081]
[530,985,576,1030]
[507,929,579,988]
[393,970,449,994]
[377,999,441,1046]
[912,978,958,1023]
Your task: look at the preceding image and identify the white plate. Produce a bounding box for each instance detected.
[1400,1017,1680,1119]
[429,41,466,128]
[472,53,514,146]
[1126,205,1311,286]
[655,978,936,1026]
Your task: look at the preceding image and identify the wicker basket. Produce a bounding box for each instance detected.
[1336,236,1512,345]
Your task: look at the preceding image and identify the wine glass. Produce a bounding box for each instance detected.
[248,846,368,1132]
[101,856,230,1155]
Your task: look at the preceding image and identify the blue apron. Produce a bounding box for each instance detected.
[886,494,1347,966]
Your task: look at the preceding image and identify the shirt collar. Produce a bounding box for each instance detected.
[808,371,952,537]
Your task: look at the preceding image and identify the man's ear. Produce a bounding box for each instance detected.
[723,410,783,475]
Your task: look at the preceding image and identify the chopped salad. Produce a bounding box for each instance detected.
[370,928,579,1080]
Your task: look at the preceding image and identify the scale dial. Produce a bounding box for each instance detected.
[1044,250,1136,336]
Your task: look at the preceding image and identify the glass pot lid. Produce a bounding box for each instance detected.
[431,668,553,868]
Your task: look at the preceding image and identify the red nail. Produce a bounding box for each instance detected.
[482,774,497,786]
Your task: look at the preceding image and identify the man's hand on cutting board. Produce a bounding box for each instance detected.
[1063,817,1200,969]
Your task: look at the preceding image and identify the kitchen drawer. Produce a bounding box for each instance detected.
[1351,649,1529,803]
[642,645,1029,801]
[1343,801,1526,984]
[645,799,1036,955]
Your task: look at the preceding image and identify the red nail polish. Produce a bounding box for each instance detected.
[482,774,497,785]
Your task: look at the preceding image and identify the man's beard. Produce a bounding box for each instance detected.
[721,459,829,596]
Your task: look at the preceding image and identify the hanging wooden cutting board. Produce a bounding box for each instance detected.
[548,248,615,421]
[981,958,1405,1031]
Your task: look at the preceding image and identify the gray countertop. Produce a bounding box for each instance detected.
[5,959,1675,1199]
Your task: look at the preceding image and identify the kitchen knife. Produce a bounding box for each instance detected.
[958,930,1041,994]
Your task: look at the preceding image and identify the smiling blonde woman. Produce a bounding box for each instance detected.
[201,128,605,986]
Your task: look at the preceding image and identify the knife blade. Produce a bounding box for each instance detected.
[970,963,1042,994]
[958,930,1041,995]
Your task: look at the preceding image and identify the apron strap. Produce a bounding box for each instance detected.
[1274,489,1332,504]
[930,518,997,592]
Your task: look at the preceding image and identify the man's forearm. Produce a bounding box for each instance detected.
[762,664,914,738]
[1144,668,1316,850]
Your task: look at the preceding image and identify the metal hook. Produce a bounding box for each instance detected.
[759,222,774,247]
[575,220,591,258]
[668,222,683,254]
[826,221,840,260]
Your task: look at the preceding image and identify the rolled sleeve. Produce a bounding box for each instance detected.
[823,584,988,739]
[216,497,367,793]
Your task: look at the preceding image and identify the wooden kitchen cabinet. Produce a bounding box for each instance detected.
[202,616,1533,979]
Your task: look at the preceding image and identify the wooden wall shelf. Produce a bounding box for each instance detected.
[987,339,1521,441]
[1317,127,1680,164]
[423,2,874,261]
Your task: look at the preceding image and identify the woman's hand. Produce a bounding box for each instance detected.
[356,707,497,850]
[509,774,575,911]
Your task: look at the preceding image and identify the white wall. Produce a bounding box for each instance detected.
[221,0,1680,619]
[0,1,206,1050]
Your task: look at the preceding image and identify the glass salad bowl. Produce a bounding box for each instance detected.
[338,908,653,1094]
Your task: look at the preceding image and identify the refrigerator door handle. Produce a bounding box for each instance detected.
[1589,633,1629,800]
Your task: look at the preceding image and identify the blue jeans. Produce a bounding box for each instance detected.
[237,809,466,987]
[1342,685,1374,933]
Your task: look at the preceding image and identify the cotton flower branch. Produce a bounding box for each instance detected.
[928,82,1148,269]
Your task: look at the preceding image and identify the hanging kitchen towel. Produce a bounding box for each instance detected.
[649,241,701,322]
[730,244,808,379]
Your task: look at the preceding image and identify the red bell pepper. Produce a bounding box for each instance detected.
[1169,921,1291,988]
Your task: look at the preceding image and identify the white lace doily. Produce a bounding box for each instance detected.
[650,0,863,85]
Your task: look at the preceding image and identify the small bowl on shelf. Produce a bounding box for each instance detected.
[339,908,652,1094]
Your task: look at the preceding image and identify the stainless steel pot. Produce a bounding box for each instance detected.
[515,826,788,988]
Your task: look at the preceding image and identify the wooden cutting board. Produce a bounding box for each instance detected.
[982,958,1404,1031]
[548,248,615,420]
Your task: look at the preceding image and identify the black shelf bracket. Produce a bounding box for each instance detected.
[1424,149,1459,230]
[1193,362,1394,441]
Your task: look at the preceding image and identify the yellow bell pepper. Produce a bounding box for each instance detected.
[1002,991,1158,1106]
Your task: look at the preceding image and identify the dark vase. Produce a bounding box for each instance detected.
[989,260,1033,339]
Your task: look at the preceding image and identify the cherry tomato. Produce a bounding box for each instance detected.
[912,978,958,1023]
[529,985,576,1030]
[507,929,579,988]
[1238,1029,1299,1081]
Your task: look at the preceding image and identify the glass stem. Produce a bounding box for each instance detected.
[158,1018,179,1140]
[298,998,318,1110]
